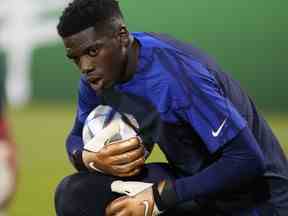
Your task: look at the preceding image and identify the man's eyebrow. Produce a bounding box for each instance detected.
[85,41,103,49]
[82,42,103,53]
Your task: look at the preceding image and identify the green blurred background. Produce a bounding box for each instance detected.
[34,0,288,111]
[2,1,287,215]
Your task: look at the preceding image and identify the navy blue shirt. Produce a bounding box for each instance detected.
[67,32,288,214]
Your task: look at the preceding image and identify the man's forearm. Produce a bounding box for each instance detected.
[155,127,265,210]
[66,133,88,171]
[65,115,88,171]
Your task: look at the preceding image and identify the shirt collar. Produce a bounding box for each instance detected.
[132,32,153,73]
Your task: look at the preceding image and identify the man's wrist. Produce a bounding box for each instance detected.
[152,180,179,213]
[71,150,88,171]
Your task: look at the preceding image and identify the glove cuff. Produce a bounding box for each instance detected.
[71,150,88,171]
[152,180,178,212]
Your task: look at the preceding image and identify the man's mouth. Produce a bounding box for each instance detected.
[87,76,104,90]
[87,76,103,85]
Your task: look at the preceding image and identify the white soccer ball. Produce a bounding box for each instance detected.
[82,105,139,153]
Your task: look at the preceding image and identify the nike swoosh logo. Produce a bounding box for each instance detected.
[88,162,102,172]
[212,118,227,137]
[141,200,149,216]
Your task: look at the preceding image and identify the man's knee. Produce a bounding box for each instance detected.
[55,172,118,216]
[55,173,85,216]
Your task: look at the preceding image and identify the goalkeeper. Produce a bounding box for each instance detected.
[55,0,288,215]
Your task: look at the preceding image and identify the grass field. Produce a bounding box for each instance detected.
[6,103,288,216]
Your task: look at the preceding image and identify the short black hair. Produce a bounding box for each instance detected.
[57,0,123,38]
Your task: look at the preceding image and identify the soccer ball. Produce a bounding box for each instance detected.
[82,105,139,153]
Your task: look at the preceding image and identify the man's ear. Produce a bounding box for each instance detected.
[118,26,130,47]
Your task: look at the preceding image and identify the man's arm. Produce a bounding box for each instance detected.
[65,115,86,171]
[65,76,99,170]
[152,55,265,209]
[105,127,265,216]
[153,127,265,211]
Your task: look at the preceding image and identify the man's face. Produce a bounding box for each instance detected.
[63,27,127,94]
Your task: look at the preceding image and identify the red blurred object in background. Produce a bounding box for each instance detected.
[0,117,18,210]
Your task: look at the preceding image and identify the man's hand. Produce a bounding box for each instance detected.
[82,137,145,177]
[106,186,154,216]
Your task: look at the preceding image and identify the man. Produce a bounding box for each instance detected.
[55,0,288,215]
[0,71,17,215]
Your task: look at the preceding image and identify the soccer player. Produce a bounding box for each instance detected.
[55,0,288,215]
[0,81,17,215]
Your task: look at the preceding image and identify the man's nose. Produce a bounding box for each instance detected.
[79,56,94,74]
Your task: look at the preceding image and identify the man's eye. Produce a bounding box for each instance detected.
[88,48,98,57]
[68,57,79,64]
[67,55,77,61]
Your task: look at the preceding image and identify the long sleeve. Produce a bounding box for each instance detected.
[160,127,265,208]
[66,76,101,170]
[66,115,87,171]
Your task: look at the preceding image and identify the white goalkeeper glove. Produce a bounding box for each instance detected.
[110,180,163,216]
